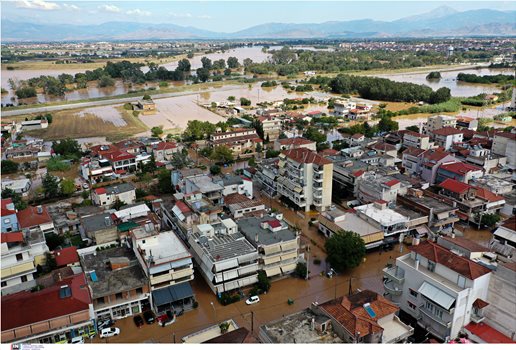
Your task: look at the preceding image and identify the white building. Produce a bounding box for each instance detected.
[384,240,491,341]
[403,131,431,150]
[334,99,356,117]
[91,182,136,208]
[1,179,32,196]
[355,202,410,237]
[424,115,456,134]
[430,127,463,151]
[491,132,516,169]
[355,173,411,204]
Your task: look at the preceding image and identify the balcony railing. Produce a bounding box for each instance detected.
[384,280,403,296]
[383,267,405,285]
[470,313,485,324]
[419,307,452,328]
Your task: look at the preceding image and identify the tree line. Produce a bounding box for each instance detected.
[457,73,515,85]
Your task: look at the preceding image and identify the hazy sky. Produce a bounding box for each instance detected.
[2,1,515,32]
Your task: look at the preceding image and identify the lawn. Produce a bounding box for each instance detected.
[10,106,148,141]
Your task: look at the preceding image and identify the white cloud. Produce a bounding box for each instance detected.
[170,12,193,18]
[126,9,152,16]
[98,4,121,13]
[15,0,60,11]
[63,3,80,11]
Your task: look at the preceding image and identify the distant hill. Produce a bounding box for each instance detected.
[2,7,515,42]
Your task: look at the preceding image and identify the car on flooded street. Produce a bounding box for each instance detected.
[143,310,155,324]
[99,327,120,338]
[245,295,260,305]
[133,315,144,328]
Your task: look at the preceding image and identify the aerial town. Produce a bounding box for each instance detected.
[1,1,515,348]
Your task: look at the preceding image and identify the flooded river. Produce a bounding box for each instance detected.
[374,67,514,97]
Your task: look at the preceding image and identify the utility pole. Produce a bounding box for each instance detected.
[305,245,309,280]
[348,276,353,296]
[251,311,254,332]
[173,333,176,343]
[334,271,337,299]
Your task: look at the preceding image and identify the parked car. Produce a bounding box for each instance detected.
[157,311,176,327]
[246,295,260,305]
[82,183,89,189]
[143,310,155,324]
[99,327,120,338]
[133,315,144,328]
[97,318,114,331]
[69,336,84,344]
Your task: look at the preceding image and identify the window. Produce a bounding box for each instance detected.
[409,289,418,298]
[1,281,7,287]
[21,275,28,283]
[96,297,105,305]
[4,218,10,224]
[428,260,436,272]
[457,275,466,288]
[116,292,123,300]
[16,253,23,262]
[407,301,417,310]
[136,287,143,294]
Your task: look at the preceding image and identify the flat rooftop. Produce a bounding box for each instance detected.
[187,175,223,193]
[237,216,297,247]
[260,309,343,343]
[136,230,191,266]
[394,206,426,221]
[355,203,409,226]
[80,246,147,298]
[403,194,456,214]
[191,230,257,262]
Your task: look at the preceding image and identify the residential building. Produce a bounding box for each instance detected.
[438,179,486,224]
[91,182,136,208]
[273,137,317,152]
[183,174,224,206]
[318,208,384,249]
[80,212,117,245]
[277,148,333,212]
[79,246,150,321]
[355,173,411,204]
[188,219,259,294]
[150,141,178,162]
[215,174,253,199]
[258,115,282,140]
[491,132,516,169]
[420,149,457,184]
[424,115,456,134]
[435,161,483,184]
[384,240,491,341]
[1,199,19,233]
[134,99,156,115]
[182,319,241,343]
[456,117,478,131]
[334,99,356,117]
[354,202,410,238]
[80,158,114,183]
[431,127,463,151]
[54,246,80,268]
[224,193,265,219]
[1,273,94,344]
[254,158,279,198]
[403,131,431,150]
[331,158,369,193]
[237,215,299,279]
[402,147,427,175]
[131,229,195,313]
[209,129,263,159]
[1,179,32,196]
[490,218,516,263]
[312,290,414,343]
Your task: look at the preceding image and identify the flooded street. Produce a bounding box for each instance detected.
[374,67,514,97]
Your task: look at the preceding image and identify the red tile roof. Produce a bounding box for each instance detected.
[409,240,491,280]
[353,170,365,177]
[16,206,52,229]
[282,147,332,166]
[320,290,399,338]
[54,246,79,267]
[438,178,472,194]
[306,110,322,115]
[384,179,400,187]
[104,150,135,162]
[1,273,91,331]
[465,322,515,343]
[94,187,107,195]
[371,142,396,152]
[404,130,426,138]
[175,201,191,214]
[1,198,16,216]
[472,298,489,309]
[351,133,364,139]
[267,219,282,229]
[278,137,314,146]
[439,161,482,175]
[473,187,505,203]
[155,141,177,151]
[432,127,464,136]
[494,132,516,140]
[319,148,339,156]
[423,149,451,162]
[403,147,426,157]
[1,231,23,243]
[439,236,488,252]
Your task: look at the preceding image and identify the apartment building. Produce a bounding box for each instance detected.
[420,149,457,184]
[402,147,427,175]
[431,127,463,151]
[80,158,114,183]
[355,173,411,204]
[80,246,150,321]
[273,137,317,152]
[91,182,136,208]
[131,228,195,313]
[1,273,94,344]
[237,215,299,278]
[188,219,259,294]
[354,202,410,238]
[424,115,456,134]
[183,174,224,206]
[150,141,179,162]
[258,115,282,140]
[403,131,431,150]
[383,240,491,341]
[491,132,516,169]
[224,193,266,219]
[277,148,333,212]
[334,99,356,117]
[209,129,263,159]
[254,158,279,198]
[435,161,483,184]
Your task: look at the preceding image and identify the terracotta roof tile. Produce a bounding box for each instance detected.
[432,127,463,136]
[282,147,332,166]
[439,161,482,175]
[16,206,52,229]
[54,246,79,267]
[1,231,23,243]
[1,198,16,216]
[438,178,471,194]
[278,137,314,146]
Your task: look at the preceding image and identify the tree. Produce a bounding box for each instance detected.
[60,179,75,196]
[1,160,18,174]
[243,58,253,68]
[157,169,174,194]
[196,67,210,82]
[111,199,126,211]
[212,59,226,70]
[187,52,194,59]
[210,164,221,175]
[378,117,399,133]
[44,235,64,252]
[480,213,500,228]
[227,56,239,69]
[227,96,235,102]
[42,173,60,199]
[1,188,27,210]
[98,75,115,88]
[45,252,57,271]
[141,153,157,173]
[325,230,366,272]
[303,127,326,144]
[266,149,281,158]
[477,118,491,132]
[142,94,152,100]
[294,262,308,279]
[429,87,451,104]
[256,270,271,292]
[426,71,442,80]
[210,145,234,164]
[171,152,188,169]
[406,125,420,133]
[183,120,217,141]
[224,68,232,76]
[201,56,212,70]
[15,86,37,99]
[52,139,82,158]
[240,97,251,106]
[151,126,164,138]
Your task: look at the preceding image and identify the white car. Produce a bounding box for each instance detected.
[245,295,260,305]
[99,327,120,338]
[69,336,84,344]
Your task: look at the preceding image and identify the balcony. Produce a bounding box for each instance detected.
[313,175,324,182]
[470,313,485,324]
[383,267,405,285]
[384,280,403,296]
[419,307,452,328]
[313,191,323,199]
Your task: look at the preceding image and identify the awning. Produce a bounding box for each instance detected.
[263,255,281,265]
[418,282,455,310]
[263,245,281,255]
[281,251,298,261]
[152,282,194,307]
[281,263,297,274]
[416,226,430,236]
[265,267,282,277]
[117,221,138,232]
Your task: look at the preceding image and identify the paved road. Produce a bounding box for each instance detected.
[1,85,245,117]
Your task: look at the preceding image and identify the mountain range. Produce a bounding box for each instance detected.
[2,6,515,42]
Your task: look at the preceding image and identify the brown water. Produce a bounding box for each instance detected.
[375,67,514,97]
